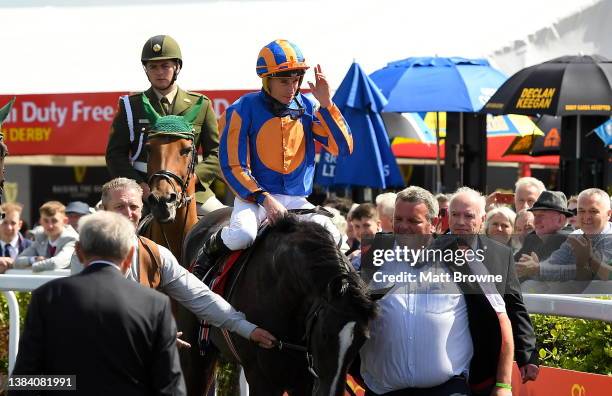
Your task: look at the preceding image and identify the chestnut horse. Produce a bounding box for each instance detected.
[139,131,199,264]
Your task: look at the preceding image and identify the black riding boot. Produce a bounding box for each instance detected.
[192,229,231,281]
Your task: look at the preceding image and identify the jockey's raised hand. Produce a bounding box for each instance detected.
[308,64,332,108]
[263,194,288,224]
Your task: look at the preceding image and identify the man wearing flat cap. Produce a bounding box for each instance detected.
[515,191,573,279]
[65,201,93,231]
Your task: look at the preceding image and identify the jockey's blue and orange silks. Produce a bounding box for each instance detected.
[219,90,353,204]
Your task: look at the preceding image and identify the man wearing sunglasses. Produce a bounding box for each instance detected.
[193,39,353,278]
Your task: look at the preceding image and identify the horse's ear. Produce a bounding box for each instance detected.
[0,97,15,124]
[183,96,204,124]
[141,93,161,124]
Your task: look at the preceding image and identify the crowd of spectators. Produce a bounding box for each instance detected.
[320,177,612,290]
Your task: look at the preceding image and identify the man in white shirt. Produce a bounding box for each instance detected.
[360,186,533,396]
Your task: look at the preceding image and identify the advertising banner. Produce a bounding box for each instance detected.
[0,90,251,156]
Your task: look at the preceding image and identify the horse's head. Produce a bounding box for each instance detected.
[306,270,376,396]
[269,217,377,396]
[141,94,202,223]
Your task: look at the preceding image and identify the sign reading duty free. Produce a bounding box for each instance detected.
[0,90,250,156]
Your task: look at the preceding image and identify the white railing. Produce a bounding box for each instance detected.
[523,294,612,321]
[0,272,610,383]
[0,269,70,373]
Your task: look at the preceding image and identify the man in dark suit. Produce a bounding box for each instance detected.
[431,187,538,393]
[11,211,185,396]
[0,202,32,273]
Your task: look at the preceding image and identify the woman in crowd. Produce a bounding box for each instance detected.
[485,206,517,251]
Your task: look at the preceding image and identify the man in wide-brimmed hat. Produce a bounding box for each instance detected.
[515,191,574,279]
[518,188,611,289]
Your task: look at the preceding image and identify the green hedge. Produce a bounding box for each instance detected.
[0,292,31,373]
[531,313,612,375]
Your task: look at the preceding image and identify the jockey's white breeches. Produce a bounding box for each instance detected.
[220,194,341,251]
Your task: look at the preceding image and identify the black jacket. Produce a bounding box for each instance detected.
[514,230,569,262]
[11,263,185,396]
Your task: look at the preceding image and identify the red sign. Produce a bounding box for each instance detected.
[392,136,560,165]
[511,365,611,396]
[0,90,252,156]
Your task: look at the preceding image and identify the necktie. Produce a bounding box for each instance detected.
[160,97,171,115]
[3,244,10,258]
[47,244,56,257]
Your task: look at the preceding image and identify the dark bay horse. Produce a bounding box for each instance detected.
[182,214,377,396]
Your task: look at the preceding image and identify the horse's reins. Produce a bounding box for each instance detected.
[271,272,353,379]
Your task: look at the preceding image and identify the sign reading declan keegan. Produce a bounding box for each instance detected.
[515,88,556,110]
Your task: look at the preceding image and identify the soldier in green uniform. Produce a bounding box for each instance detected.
[106,34,224,214]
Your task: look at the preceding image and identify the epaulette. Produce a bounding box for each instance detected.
[187,91,210,102]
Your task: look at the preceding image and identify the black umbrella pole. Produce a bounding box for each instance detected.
[436,112,442,193]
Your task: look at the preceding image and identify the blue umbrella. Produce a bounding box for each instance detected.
[315,62,404,189]
[370,56,507,192]
[370,57,508,112]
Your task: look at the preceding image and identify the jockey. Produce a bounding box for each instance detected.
[193,39,353,278]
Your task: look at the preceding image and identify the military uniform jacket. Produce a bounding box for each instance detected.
[105,86,220,203]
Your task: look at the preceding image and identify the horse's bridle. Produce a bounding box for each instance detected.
[147,138,196,209]
[274,273,353,380]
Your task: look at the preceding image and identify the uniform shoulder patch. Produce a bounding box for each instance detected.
[126,92,145,105]
[187,91,211,102]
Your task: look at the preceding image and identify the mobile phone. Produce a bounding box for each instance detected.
[497,193,514,204]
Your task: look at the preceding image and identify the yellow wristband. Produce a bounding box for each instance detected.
[495,382,512,390]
